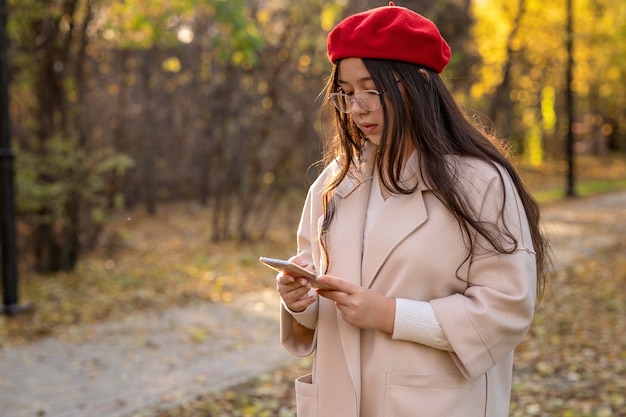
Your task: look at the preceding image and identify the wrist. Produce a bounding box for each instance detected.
[379,297,396,334]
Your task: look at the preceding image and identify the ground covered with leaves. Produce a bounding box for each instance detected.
[510,241,626,416]
[141,239,626,417]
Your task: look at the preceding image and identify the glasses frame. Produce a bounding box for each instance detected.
[328,90,384,113]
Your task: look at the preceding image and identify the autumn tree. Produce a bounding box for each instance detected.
[7,0,626,273]
[9,0,132,272]
[471,0,626,164]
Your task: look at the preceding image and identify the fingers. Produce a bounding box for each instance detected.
[288,293,317,313]
[316,288,346,304]
[277,273,309,288]
[288,255,308,268]
[283,288,315,313]
[316,275,354,295]
[277,271,314,312]
[284,282,311,299]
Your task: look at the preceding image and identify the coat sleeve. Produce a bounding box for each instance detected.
[280,187,319,357]
[430,163,537,381]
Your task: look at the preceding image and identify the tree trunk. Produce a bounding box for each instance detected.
[488,0,526,144]
[31,0,93,272]
[140,49,157,215]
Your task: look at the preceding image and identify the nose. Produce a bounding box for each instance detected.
[349,97,367,114]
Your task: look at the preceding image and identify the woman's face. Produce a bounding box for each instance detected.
[337,58,389,146]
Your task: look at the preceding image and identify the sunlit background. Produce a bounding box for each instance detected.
[1,1,625,416]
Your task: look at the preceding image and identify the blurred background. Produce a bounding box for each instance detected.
[2,0,625,273]
[1,1,626,416]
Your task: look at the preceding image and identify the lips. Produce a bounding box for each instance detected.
[359,123,377,135]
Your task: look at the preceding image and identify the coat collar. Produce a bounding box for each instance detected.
[334,144,432,199]
[333,143,376,199]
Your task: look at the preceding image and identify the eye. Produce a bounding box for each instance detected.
[337,85,353,95]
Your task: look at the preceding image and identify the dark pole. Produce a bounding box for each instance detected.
[1,0,27,315]
[565,0,576,197]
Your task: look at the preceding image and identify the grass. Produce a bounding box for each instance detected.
[533,176,626,204]
[520,153,626,204]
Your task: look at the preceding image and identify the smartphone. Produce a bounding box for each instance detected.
[259,256,332,289]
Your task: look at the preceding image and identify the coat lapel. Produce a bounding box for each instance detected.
[361,189,428,288]
[361,151,430,288]
[325,147,374,410]
[329,143,376,289]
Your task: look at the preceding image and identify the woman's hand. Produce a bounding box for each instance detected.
[276,257,317,313]
[317,275,396,334]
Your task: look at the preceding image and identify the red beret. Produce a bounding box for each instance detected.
[327,2,451,73]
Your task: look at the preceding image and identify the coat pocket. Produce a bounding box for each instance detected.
[295,373,317,417]
[384,371,472,417]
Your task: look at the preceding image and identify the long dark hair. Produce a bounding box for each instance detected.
[319,59,550,302]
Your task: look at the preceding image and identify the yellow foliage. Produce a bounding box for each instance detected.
[256,9,270,25]
[541,87,556,134]
[525,124,543,167]
[320,4,342,32]
[471,0,514,98]
[473,0,626,110]
[162,57,182,73]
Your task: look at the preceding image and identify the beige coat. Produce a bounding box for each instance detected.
[281,144,537,417]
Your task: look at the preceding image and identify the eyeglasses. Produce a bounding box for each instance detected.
[328,90,384,113]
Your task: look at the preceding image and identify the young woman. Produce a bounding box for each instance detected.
[276,3,549,417]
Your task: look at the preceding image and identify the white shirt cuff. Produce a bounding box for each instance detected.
[392,298,453,351]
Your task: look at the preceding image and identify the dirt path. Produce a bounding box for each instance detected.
[541,191,626,268]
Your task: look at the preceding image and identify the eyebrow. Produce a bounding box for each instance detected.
[338,76,374,85]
